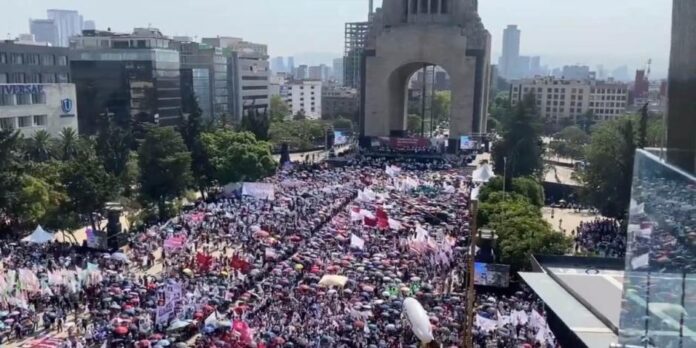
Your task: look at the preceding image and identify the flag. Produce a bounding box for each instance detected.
[475,315,497,332]
[631,253,650,269]
[195,252,213,273]
[350,234,365,250]
[231,255,251,273]
[388,218,402,230]
[363,216,377,227]
[375,208,388,221]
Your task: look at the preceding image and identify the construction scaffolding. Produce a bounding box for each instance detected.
[343,21,370,89]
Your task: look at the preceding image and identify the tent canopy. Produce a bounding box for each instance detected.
[22,225,53,244]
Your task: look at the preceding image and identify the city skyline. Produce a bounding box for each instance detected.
[1,0,672,77]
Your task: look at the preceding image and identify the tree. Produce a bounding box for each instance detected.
[577,110,596,133]
[579,117,637,219]
[179,99,214,198]
[27,130,54,162]
[0,130,24,223]
[478,177,545,208]
[333,117,353,132]
[240,108,270,140]
[432,91,451,123]
[491,94,545,181]
[62,152,116,231]
[270,95,291,122]
[269,120,327,151]
[138,127,192,221]
[548,126,589,159]
[57,127,79,161]
[201,130,276,184]
[407,114,422,134]
[95,112,133,180]
[11,175,51,227]
[293,110,307,121]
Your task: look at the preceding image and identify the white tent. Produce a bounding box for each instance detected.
[22,225,54,244]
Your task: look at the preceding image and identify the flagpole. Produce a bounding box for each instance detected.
[463,199,479,348]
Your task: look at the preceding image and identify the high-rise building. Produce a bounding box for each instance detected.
[596,65,606,80]
[308,65,322,80]
[0,41,77,136]
[510,76,629,123]
[332,57,344,85]
[517,56,531,78]
[562,65,592,80]
[287,56,295,74]
[633,69,649,101]
[322,86,358,120]
[530,56,541,76]
[271,57,285,73]
[29,19,58,46]
[70,28,183,133]
[172,40,229,120]
[295,65,308,80]
[611,65,630,81]
[47,9,84,47]
[321,64,331,82]
[344,21,369,89]
[499,25,521,79]
[285,80,322,120]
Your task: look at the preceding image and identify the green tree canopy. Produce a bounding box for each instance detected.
[10,175,51,227]
[27,130,54,162]
[269,119,326,151]
[240,109,270,140]
[333,117,353,132]
[491,94,545,181]
[138,127,192,221]
[407,114,422,134]
[432,91,451,123]
[477,176,545,207]
[201,130,276,184]
[270,95,291,122]
[62,151,117,231]
[548,126,589,160]
[579,117,637,219]
[179,99,214,198]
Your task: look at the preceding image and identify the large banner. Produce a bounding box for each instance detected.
[156,301,175,325]
[334,131,348,145]
[242,183,275,200]
[460,136,476,150]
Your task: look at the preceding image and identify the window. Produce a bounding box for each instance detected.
[26,54,39,65]
[0,94,14,106]
[42,73,55,83]
[33,115,47,127]
[17,116,32,128]
[430,0,438,13]
[0,52,6,64]
[441,0,448,14]
[31,93,45,104]
[420,0,428,13]
[0,73,6,83]
[17,94,31,105]
[41,54,55,66]
[0,117,15,130]
[410,0,418,14]
[10,72,25,83]
[11,53,23,64]
[57,56,67,66]
[28,74,41,83]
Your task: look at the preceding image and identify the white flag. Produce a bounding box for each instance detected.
[350,234,365,250]
[631,253,650,270]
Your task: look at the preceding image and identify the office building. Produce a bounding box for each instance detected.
[269,74,288,98]
[509,76,629,123]
[308,65,322,80]
[517,56,531,78]
[611,65,630,81]
[434,71,450,91]
[0,40,71,84]
[271,57,285,74]
[332,57,344,85]
[322,86,358,120]
[29,19,59,47]
[70,28,183,134]
[295,65,308,80]
[173,41,228,120]
[202,37,270,122]
[562,65,591,80]
[47,9,84,47]
[530,56,542,76]
[287,56,295,74]
[0,83,78,137]
[344,21,369,89]
[321,65,331,82]
[285,80,322,120]
[499,25,521,79]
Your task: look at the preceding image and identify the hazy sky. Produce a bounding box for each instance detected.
[1,0,672,77]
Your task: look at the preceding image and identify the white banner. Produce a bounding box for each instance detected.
[165,282,182,303]
[156,301,175,325]
[242,182,275,200]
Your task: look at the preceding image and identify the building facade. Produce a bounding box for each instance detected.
[308,65,322,80]
[344,21,369,89]
[70,29,182,133]
[0,83,79,137]
[0,41,71,84]
[332,57,344,85]
[174,41,228,119]
[285,80,322,120]
[47,9,83,47]
[499,25,520,79]
[322,86,358,120]
[510,76,629,123]
[295,65,308,80]
[562,65,592,80]
[29,19,59,47]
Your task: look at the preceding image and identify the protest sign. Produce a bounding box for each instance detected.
[242,182,275,200]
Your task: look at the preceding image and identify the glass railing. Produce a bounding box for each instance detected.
[618,149,696,347]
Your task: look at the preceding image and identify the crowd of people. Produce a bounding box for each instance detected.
[573,218,625,258]
[0,155,559,348]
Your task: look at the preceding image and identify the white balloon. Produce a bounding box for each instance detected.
[403,297,434,343]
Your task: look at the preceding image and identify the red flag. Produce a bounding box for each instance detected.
[375,208,388,221]
[231,255,250,273]
[196,252,213,273]
[363,216,377,227]
[377,218,389,230]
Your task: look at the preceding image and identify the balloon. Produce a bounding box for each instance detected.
[403,297,434,343]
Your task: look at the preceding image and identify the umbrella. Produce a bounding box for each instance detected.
[182,269,194,276]
[114,326,128,335]
[111,252,130,262]
[157,339,171,347]
[167,319,191,332]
